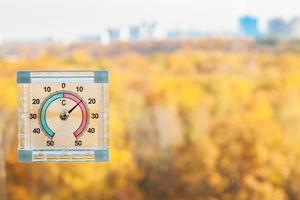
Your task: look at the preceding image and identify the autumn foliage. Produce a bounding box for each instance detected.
[1,39,300,199]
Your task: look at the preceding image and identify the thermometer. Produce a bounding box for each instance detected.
[17,71,109,162]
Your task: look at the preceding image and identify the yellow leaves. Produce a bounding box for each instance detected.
[9,186,35,200]
[0,78,17,109]
[248,92,274,122]
[150,76,203,111]
[114,52,149,71]
[70,49,91,64]
[242,175,287,200]
[284,70,300,91]
[167,51,196,73]
[279,54,300,70]
[171,79,202,112]
[110,102,126,147]
[3,40,300,199]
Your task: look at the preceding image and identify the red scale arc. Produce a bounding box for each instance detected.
[64,92,88,138]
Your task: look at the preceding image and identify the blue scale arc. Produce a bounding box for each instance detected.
[40,93,64,138]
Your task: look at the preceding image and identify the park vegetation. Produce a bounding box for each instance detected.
[1,39,300,199]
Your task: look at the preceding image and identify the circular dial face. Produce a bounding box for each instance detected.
[39,91,89,140]
[29,83,102,149]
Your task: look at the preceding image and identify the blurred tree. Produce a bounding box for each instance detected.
[2,40,300,199]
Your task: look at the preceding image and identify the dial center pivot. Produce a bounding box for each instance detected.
[60,109,69,120]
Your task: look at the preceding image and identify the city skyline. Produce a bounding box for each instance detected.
[1,0,300,41]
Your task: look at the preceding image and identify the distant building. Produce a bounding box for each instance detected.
[107,28,120,42]
[128,21,158,41]
[79,35,101,43]
[139,22,156,40]
[167,29,204,40]
[129,25,140,41]
[290,17,300,39]
[268,18,290,38]
[167,30,183,39]
[239,16,259,38]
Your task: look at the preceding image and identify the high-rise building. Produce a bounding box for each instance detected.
[79,35,101,43]
[129,25,140,41]
[268,18,290,38]
[139,22,156,40]
[290,17,300,39]
[128,21,158,41]
[239,16,259,38]
[107,28,120,42]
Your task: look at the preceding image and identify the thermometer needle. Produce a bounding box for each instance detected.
[68,100,82,114]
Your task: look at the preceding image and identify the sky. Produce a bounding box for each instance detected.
[0,0,300,41]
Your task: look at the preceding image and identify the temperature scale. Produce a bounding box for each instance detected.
[17,71,109,162]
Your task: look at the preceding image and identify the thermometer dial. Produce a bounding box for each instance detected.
[39,91,89,140]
